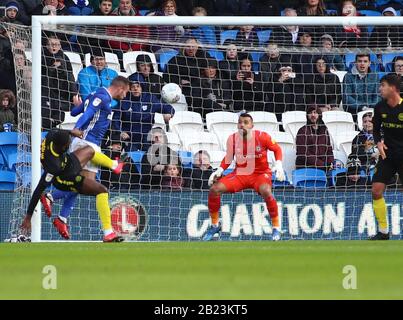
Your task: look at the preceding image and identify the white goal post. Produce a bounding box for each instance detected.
[28,15,403,242]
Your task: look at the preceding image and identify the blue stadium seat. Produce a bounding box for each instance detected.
[292,168,328,188]
[257,29,272,45]
[128,151,145,173]
[272,172,291,188]
[178,150,193,168]
[157,49,179,72]
[0,170,15,190]
[0,132,18,171]
[383,53,401,72]
[207,49,224,61]
[42,131,48,139]
[139,9,149,16]
[220,30,238,45]
[7,153,32,171]
[326,9,337,15]
[359,10,382,16]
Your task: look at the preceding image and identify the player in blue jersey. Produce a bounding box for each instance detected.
[40,76,130,241]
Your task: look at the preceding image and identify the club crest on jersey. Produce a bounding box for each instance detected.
[398,113,403,121]
[110,196,148,240]
[256,145,261,152]
[142,105,148,111]
[93,97,102,107]
[382,113,387,119]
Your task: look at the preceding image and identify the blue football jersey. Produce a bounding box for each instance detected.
[74,87,113,146]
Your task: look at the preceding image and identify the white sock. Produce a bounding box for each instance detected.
[111,160,118,170]
[211,223,219,228]
[104,229,113,236]
[58,216,67,224]
[379,227,389,234]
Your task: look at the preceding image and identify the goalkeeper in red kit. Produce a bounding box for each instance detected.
[202,113,285,241]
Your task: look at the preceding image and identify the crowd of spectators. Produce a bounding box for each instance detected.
[0,0,403,190]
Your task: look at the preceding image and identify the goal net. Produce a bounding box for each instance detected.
[3,15,403,241]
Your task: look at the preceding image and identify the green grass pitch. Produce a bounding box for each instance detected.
[1,241,403,300]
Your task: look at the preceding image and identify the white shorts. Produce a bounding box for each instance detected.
[70,138,101,173]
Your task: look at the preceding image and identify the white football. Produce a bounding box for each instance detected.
[161,83,182,104]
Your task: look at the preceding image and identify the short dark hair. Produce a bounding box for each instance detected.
[111,76,130,87]
[53,129,71,150]
[380,73,401,91]
[355,53,370,61]
[239,113,253,122]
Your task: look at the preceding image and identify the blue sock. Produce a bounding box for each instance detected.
[59,192,78,220]
[52,189,71,201]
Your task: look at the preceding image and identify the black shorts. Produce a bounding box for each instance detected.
[53,153,85,192]
[372,157,403,185]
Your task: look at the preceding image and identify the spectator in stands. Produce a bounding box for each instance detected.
[112,80,175,152]
[343,53,379,115]
[0,89,16,132]
[148,0,185,52]
[203,0,250,16]
[219,43,240,81]
[1,1,25,25]
[0,0,31,25]
[305,57,342,110]
[32,0,69,15]
[271,8,301,46]
[336,0,369,47]
[266,64,305,120]
[297,0,327,16]
[140,127,181,189]
[14,49,31,94]
[128,54,165,98]
[174,0,211,16]
[320,34,345,71]
[107,0,149,62]
[183,150,214,190]
[249,0,280,16]
[259,43,292,82]
[92,0,112,14]
[292,28,317,80]
[199,58,230,117]
[369,7,403,48]
[65,0,94,15]
[41,35,77,130]
[161,163,184,190]
[296,105,334,172]
[0,25,15,93]
[187,6,217,47]
[334,158,369,188]
[89,0,119,11]
[164,37,211,112]
[349,112,378,172]
[77,47,118,102]
[230,56,264,112]
[392,56,403,93]
[234,25,259,50]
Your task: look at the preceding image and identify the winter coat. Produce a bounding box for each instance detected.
[343,66,380,113]
[296,124,334,171]
[305,71,342,107]
[128,72,165,98]
[77,65,118,100]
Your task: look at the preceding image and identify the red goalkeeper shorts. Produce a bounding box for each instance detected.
[218,171,272,194]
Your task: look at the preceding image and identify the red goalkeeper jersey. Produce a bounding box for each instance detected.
[220,130,282,175]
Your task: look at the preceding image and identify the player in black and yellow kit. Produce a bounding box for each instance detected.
[21,129,124,242]
[371,73,403,240]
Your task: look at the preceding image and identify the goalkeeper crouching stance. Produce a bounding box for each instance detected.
[21,129,124,242]
[370,74,403,240]
[203,113,285,241]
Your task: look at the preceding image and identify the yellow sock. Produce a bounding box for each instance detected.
[91,151,116,169]
[373,198,388,233]
[96,193,112,231]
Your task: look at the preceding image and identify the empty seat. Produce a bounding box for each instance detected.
[156,49,179,72]
[181,131,221,153]
[357,109,374,131]
[178,150,193,168]
[166,132,181,151]
[128,151,145,172]
[64,51,83,81]
[153,112,166,130]
[292,168,327,188]
[220,29,239,45]
[170,94,189,112]
[282,111,307,139]
[322,111,355,141]
[123,51,159,75]
[383,53,400,72]
[206,111,238,150]
[257,29,272,45]
[249,111,279,134]
[0,132,18,171]
[268,131,296,182]
[0,170,16,190]
[208,150,226,169]
[169,111,204,141]
[57,111,81,131]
